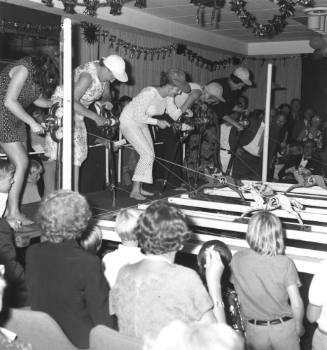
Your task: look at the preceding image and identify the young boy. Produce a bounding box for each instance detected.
[0,160,15,219]
[102,208,144,287]
[22,160,43,205]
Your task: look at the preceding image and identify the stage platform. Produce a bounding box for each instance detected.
[2,181,327,275]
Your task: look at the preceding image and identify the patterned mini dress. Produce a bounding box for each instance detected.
[0,57,41,143]
[45,61,106,166]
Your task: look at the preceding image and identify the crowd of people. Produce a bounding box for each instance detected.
[0,167,324,349]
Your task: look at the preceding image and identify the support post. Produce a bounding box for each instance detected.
[62,18,72,190]
[262,63,273,182]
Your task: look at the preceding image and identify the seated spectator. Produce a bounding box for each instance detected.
[103,208,144,288]
[28,105,57,197]
[197,240,245,336]
[25,190,113,349]
[307,259,327,350]
[231,211,304,350]
[110,201,224,340]
[0,160,27,307]
[0,160,15,219]
[0,265,31,350]
[144,320,244,350]
[278,140,323,180]
[22,160,43,205]
[77,225,103,255]
[291,107,314,143]
[298,114,323,151]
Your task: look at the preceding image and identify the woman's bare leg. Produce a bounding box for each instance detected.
[130,181,146,200]
[0,141,31,225]
[74,165,81,192]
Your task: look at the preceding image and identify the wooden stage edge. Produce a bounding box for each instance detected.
[92,181,327,275]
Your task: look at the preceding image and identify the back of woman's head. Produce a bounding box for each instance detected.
[197,240,232,286]
[31,54,59,98]
[246,211,284,256]
[136,200,190,255]
[37,190,92,243]
[144,320,244,350]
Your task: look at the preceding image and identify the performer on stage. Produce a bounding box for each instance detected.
[155,81,227,188]
[46,54,128,191]
[210,66,252,131]
[0,54,59,230]
[120,69,190,200]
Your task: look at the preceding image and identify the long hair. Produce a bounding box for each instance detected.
[31,54,59,98]
[246,211,284,256]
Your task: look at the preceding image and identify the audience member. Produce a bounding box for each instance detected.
[110,201,224,340]
[102,208,144,288]
[0,266,31,350]
[298,114,323,151]
[307,259,327,350]
[143,320,244,350]
[25,190,112,349]
[77,225,103,255]
[291,106,314,143]
[197,240,245,335]
[290,98,302,123]
[22,160,42,204]
[278,140,322,180]
[0,160,28,308]
[231,211,304,350]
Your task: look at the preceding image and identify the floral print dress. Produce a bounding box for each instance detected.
[45,61,106,166]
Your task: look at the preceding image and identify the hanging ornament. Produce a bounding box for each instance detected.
[110,0,123,15]
[61,0,78,14]
[81,22,100,44]
[135,0,146,8]
[230,0,313,38]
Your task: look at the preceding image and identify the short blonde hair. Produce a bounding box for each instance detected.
[77,226,103,254]
[246,211,284,256]
[144,320,244,350]
[115,208,140,242]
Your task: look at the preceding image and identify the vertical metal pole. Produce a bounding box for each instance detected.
[262,63,273,182]
[62,18,72,190]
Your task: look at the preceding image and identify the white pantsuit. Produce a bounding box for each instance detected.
[120,86,181,184]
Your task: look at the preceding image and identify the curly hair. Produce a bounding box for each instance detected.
[37,190,92,243]
[31,54,60,98]
[136,200,190,255]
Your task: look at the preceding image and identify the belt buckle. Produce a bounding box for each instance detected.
[269,318,282,325]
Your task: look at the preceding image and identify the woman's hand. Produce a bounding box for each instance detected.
[157,120,170,129]
[30,120,45,135]
[95,115,107,127]
[205,248,225,292]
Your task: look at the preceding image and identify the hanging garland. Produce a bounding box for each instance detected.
[230,0,313,37]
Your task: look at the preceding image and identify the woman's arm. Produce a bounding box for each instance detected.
[74,72,106,126]
[180,89,202,112]
[287,284,305,337]
[33,96,53,109]
[4,65,43,133]
[205,249,226,323]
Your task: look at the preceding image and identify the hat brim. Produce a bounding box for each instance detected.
[243,79,252,86]
[112,71,128,83]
